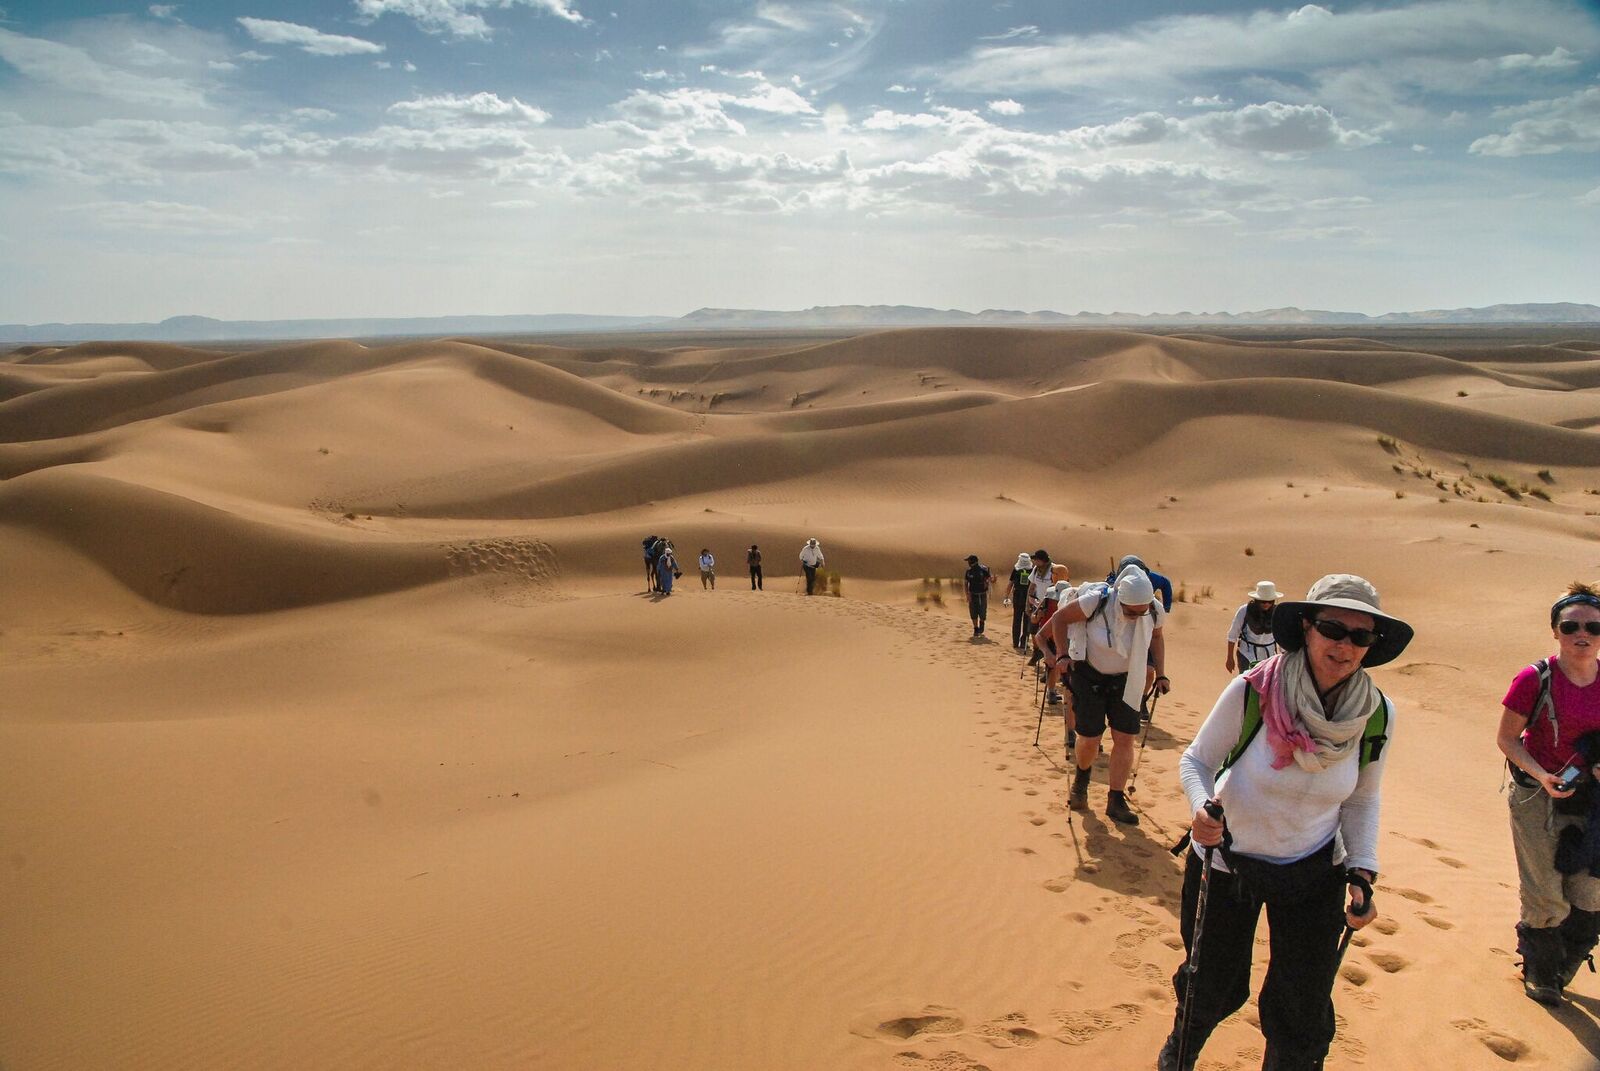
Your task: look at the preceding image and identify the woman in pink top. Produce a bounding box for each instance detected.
[1498,583,1600,1005]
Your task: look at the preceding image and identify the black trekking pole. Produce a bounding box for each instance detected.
[1333,871,1376,973]
[1126,686,1160,797]
[1176,800,1225,1071]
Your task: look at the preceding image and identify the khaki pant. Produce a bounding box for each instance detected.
[1509,779,1600,928]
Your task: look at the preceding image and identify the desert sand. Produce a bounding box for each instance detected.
[4,326,1600,1070]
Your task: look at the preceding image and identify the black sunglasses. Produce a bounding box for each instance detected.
[1309,617,1381,648]
[1559,620,1600,636]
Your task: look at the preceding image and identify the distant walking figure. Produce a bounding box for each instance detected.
[699,549,716,590]
[1227,581,1283,674]
[1005,553,1032,651]
[643,535,664,593]
[964,555,994,637]
[656,542,679,596]
[748,544,764,590]
[800,538,825,595]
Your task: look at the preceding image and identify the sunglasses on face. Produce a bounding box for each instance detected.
[1559,620,1600,636]
[1309,617,1381,648]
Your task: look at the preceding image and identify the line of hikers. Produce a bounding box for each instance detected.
[640,536,826,595]
[960,550,1407,1070]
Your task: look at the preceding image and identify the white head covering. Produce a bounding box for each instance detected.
[1108,566,1157,709]
[1015,553,1032,570]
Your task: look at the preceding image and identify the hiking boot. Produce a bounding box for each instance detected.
[1069,767,1091,810]
[1155,1023,1202,1071]
[1559,908,1600,988]
[1047,689,1063,705]
[1519,923,1566,1005]
[1106,790,1139,826]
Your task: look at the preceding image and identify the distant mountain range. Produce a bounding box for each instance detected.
[4,303,1598,344]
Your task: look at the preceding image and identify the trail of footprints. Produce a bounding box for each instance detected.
[837,600,1536,1068]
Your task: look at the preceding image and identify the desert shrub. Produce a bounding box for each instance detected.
[1244,547,1255,557]
[1538,469,1555,484]
[1377,435,1399,454]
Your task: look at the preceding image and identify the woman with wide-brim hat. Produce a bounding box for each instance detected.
[1160,574,1412,1071]
[1226,580,1284,675]
[1497,583,1600,1005]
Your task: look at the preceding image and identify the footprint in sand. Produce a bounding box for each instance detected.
[1340,963,1371,986]
[1053,1002,1144,1046]
[1372,917,1400,935]
[1419,913,1454,930]
[1439,857,1468,869]
[1365,950,1409,974]
[1383,885,1435,905]
[860,1006,965,1041]
[893,1051,991,1071]
[972,1012,1042,1049]
[1452,1018,1533,1062]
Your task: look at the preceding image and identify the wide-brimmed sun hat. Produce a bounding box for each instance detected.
[1271,573,1413,667]
[1249,580,1283,602]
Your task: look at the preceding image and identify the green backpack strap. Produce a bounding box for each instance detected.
[1220,683,1389,775]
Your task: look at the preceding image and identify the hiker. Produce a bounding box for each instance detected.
[1005,553,1032,651]
[1025,549,1053,623]
[1497,583,1600,1005]
[1041,565,1169,826]
[963,555,994,637]
[698,548,716,590]
[655,541,680,595]
[1159,574,1411,1071]
[1226,581,1283,674]
[747,544,763,590]
[1107,553,1174,612]
[800,538,825,595]
[1036,578,1077,707]
[643,535,662,593]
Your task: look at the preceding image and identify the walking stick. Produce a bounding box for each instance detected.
[1177,800,1226,1071]
[1126,686,1160,796]
[1333,870,1375,973]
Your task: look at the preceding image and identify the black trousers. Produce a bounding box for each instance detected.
[1172,849,1345,1068]
[803,564,818,594]
[1012,599,1030,646]
[750,565,763,590]
[968,591,988,623]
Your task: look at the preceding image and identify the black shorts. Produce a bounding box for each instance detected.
[1070,664,1142,736]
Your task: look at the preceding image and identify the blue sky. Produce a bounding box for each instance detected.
[1,0,1597,321]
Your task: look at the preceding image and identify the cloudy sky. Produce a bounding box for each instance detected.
[1,0,1597,322]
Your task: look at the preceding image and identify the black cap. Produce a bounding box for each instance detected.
[965,554,980,563]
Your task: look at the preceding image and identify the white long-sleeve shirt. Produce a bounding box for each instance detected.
[1178,676,1391,875]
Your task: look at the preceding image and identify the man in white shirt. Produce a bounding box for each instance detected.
[799,538,825,595]
[1038,566,1171,826]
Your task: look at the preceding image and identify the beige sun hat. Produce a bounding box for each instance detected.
[1248,580,1284,602]
[1270,573,1414,667]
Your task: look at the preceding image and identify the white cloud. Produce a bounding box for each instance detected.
[885,83,915,94]
[353,0,585,39]
[1191,102,1378,153]
[1470,86,1600,156]
[1181,95,1231,108]
[1579,187,1600,206]
[730,82,815,115]
[389,91,550,125]
[149,5,179,19]
[987,99,1023,116]
[0,118,261,182]
[638,69,674,81]
[237,18,385,57]
[942,0,1600,100]
[979,26,1038,42]
[1494,47,1579,70]
[0,26,210,108]
[291,107,337,122]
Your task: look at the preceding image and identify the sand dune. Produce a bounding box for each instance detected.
[4,325,1600,1070]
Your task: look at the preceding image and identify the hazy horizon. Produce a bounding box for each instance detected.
[2,0,1598,323]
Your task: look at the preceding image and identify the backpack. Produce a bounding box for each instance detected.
[1217,682,1389,776]
[1530,657,1559,748]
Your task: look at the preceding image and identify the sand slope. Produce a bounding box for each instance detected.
[3,326,1600,1070]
